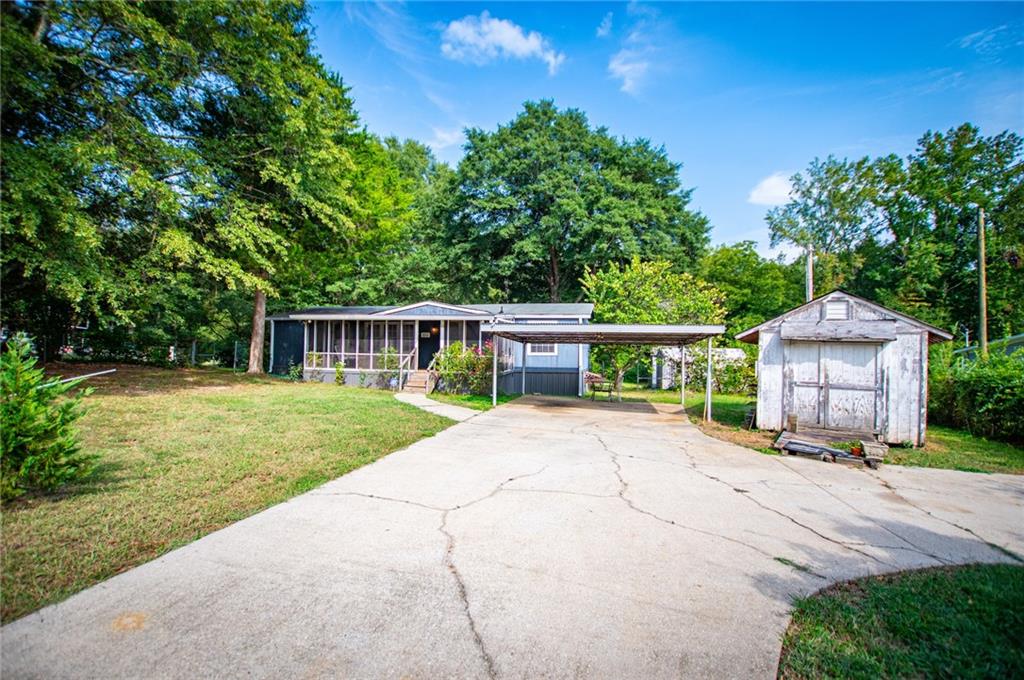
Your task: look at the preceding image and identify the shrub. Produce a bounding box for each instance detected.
[374,347,400,389]
[434,341,494,394]
[930,347,1023,443]
[1,334,95,501]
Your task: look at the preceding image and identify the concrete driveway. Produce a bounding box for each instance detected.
[4,397,1022,679]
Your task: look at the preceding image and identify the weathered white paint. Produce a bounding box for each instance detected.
[744,291,946,446]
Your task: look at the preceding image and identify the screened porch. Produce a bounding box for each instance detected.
[303,319,484,371]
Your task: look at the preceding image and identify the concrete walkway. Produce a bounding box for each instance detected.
[394,391,479,421]
[3,397,1022,679]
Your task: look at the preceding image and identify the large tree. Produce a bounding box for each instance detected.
[444,100,710,303]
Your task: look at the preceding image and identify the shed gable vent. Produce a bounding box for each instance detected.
[824,300,850,320]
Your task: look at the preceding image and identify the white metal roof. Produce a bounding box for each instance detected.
[483,323,725,345]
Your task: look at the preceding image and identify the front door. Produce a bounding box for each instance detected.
[417,322,440,369]
[822,343,879,431]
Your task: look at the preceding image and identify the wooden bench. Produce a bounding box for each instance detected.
[584,372,614,401]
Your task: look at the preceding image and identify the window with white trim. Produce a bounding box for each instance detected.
[527,343,557,355]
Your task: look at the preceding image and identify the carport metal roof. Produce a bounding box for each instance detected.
[483,323,725,345]
[483,322,725,417]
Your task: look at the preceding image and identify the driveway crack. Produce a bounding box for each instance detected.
[439,509,498,679]
[867,472,1024,564]
[674,442,897,568]
[772,458,953,565]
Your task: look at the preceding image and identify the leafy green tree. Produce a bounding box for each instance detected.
[699,242,803,338]
[1,335,94,501]
[766,156,877,293]
[445,101,709,303]
[581,258,725,394]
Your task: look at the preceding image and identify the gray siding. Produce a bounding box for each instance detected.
[499,369,580,396]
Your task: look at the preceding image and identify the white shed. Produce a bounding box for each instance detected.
[736,291,952,446]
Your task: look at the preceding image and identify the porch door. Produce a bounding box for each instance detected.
[417,321,440,369]
[822,343,879,432]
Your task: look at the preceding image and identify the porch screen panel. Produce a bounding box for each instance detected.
[448,321,464,349]
[466,321,481,348]
[343,321,357,368]
[385,322,400,351]
[358,321,372,369]
[401,322,415,355]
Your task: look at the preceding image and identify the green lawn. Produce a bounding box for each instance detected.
[778,564,1024,679]
[887,425,1024,474]
[428,392,519,411]
[1,365,450,623]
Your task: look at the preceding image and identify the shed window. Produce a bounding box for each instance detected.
[824,300,850,320]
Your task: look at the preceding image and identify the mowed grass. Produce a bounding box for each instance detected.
[1,365,450,623]
[886,425,1024,474]
[428,392,519,411]
[778,564,1024,679]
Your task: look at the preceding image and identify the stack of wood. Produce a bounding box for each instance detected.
[773,424,889,469]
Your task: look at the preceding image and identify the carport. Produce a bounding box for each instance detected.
[483,323,726,418]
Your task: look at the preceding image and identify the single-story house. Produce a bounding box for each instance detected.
[268,301,593,396]
[650,346,747,390]
[736,290,952,446]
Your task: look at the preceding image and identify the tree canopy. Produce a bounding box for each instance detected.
[442,101,710,303]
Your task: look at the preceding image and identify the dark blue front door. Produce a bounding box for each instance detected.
[418,322,440,369]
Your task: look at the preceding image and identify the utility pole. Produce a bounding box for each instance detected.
[978,207,988,358]
[805,243,814,302]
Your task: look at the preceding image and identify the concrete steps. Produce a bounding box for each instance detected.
[403,370,430,394]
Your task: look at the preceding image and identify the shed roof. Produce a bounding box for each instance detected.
[734,290,953,344]
[484,323,725,345]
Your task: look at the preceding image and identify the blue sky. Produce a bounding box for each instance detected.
[311,2,1023,258]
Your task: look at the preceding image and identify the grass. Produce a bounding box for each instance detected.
[616,385,1024,474]
[778,564,1024,679]
[1,364,450,623]
[428,392,519,411]
[886,425,1024,474]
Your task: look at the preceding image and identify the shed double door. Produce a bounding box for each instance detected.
[786,341,881,432]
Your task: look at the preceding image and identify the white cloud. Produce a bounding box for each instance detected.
[427,126,464,151]
[747,172,793,206]
[440,11,566,75]
[606,3,672,95]
[608,50,649,94]
[957,23,1023,56]
[596,12,613,38]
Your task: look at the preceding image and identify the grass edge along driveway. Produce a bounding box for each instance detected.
[1,366,451,623]
[777,563,1024,679]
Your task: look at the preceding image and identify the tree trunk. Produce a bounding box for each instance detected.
[247,286,267,374]
[615,369,625,402]
[548,246,560,302]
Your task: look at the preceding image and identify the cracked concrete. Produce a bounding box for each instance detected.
[3,396,1022,679]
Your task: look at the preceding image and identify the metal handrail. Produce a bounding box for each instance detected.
[425,353,440,394]
[398,351,414,390]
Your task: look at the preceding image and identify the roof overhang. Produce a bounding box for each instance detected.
[483,323,725,345]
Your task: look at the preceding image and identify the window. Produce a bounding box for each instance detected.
[825,300,850,320]
[527,343,557,355]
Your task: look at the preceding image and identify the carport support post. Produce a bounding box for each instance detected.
[492,343,498,407]
[521,342,527,395]
[703,337,713,422]
[679,345,684,406]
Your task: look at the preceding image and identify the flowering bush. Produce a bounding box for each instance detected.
[434,341,494,394]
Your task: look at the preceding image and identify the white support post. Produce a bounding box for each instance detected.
[680,346,687,406]
[679,346,685,406]
[577,343,583,397]
[355,320,360,369]
[703,338,713,422]
[326,321,332,368]
[369,322,374,370]
[399,322,404,387]
[521,342,527,395]
[303,322,309,369]
[341,321,346,367]
[492,341,498,407]
[312,322,317,366]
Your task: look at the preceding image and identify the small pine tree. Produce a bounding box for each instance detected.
[1,334,95,501]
